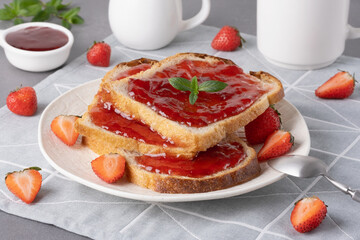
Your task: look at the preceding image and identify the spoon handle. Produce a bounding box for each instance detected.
[324,175,360,202]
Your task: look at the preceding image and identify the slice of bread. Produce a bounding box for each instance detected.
[76,58,198,158]
[104,53,284,153]
[87,134,260,194]
[77,94,198,158]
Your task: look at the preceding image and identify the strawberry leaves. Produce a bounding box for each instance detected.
[168,76,228,105]
[0,0,83,29]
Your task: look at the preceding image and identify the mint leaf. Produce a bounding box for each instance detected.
[13,17,24,24]
[60,6,79,19]
[189,92,198,105]
[190,76,199,94]
[32,9,50,21]
[23,3,42,16]
[198,80,228,92]
[168,77,192,91]
[0,8,16,20]
[70,14,84,24]
[61,18,71,29]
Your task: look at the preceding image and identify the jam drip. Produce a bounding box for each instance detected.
[128,60,268,127]
[135,142,246,178]
[6,26,68,51]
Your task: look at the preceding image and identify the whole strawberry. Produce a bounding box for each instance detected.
[245,105,281,145]
[291,197,327,233]
[315,71,355,99]
[257,130,294,162]
[6,86,37,116]
[87,41,111,67]
[211,26,245,51]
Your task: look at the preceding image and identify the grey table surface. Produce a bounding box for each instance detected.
[0,0,359,239]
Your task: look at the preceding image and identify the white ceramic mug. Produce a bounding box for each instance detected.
[108,0,211,50]
[257,0,360,70]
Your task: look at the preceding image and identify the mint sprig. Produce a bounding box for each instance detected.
[168,76,228,105]
[0,0,84,29]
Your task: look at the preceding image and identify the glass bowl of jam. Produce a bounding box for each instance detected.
[0,22,74,72]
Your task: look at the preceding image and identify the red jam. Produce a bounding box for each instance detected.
[128,60,269,127]
[6,26,68,51]
[115,64,152,80]
[135,142,246,178]
[89,92,176,147]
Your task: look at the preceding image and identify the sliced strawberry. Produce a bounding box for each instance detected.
[315,71,355,99]
[91,154,126,183]
[257,130,294,162]
[245,105,281,145]
[291,196,327,233]
[5,167,42,204]
[51,115,80,146]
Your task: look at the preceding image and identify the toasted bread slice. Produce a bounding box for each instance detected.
[76,58,198,158]
[77,94,197,158]
[104,53,284,153]
[87,134,260,193]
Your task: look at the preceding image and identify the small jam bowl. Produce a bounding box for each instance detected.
[0,22,74,72]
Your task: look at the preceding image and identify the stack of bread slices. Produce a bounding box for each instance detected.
[75,53,284,193]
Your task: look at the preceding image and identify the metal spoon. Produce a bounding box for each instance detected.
[268,155,360,202]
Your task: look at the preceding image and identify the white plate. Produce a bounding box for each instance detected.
[38,79,310,202]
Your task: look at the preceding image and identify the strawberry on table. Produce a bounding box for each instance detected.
[51,115,80,146]
[315,71,356,99]
[291,196,327,233]
[5,167,42,204]
[6,86,37,116]
[91,154,126,183]
[211,26,245,51]
[257,130,294,162]
[245,105,281,145]
[87,41,111,67]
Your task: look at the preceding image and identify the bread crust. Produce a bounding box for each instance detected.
[104,53,284,152]
[124,134,260,193]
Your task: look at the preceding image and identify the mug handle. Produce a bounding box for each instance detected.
[180,0,211,32]
[347,25,360,39]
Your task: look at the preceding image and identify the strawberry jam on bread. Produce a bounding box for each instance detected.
[105,53,284,153]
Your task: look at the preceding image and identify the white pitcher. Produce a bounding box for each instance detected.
[257,0,360,70]
[109,0,211,50]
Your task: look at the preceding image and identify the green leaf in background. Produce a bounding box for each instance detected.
[0,8,16,20]
[32,9,50,21]
[189,92,198,105]
[61,18,71,29]
[198,80,228,92]
[70,14,84,24]
[0,0,84,29]
[13,17,24,24]
[168,77,192,92]
[22,3,42,16]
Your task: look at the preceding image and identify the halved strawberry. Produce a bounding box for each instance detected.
[257,130,294,162]
[51,115,80,146]
[5,167,42,204]
[245,105,281,145]
[291,196,327,233]
[91,154,126,183]
[315,71,356,99]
